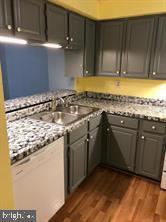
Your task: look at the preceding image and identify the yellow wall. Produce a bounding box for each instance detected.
[75,77,166,99]
[0,66,14,209]
[49,0,166,20]
[48,0,100,19]
[99,0,166,20]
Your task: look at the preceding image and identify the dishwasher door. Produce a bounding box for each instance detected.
[12,137,64,222]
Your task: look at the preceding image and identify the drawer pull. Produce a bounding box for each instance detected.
[17,27,21,32]
[152,72,156,76]
[7,25,12,30]
[86,139,89,142]
[70,37,74,42]
[141,136,145,140]
[107,128,110,132]
[152,126,156,130]
[66,36,69,40]
[120,120,124,124]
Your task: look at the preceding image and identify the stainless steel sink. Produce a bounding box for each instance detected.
[57,105,94,116]
[31,111,79,125]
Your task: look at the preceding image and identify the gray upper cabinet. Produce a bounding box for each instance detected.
[68,13,85,49]
[136,133,165,180]
[150,16,166,79]
[13,0,46,41]
[84,19,96,76]
[88,127,101,174]
[0,0,13,35]
[69,135,87,192]
[46,3,68,46]
[96,20,124,76]
[121,17,155,78]
[107,125,137,172]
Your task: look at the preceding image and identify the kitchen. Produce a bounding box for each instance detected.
[0,0,166,221]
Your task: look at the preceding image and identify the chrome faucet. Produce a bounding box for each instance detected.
[59,97,65,107]
[51,97,58,112]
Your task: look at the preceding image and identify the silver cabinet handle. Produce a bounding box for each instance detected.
[152,125,156,130]
[86,139,89,142]
[85,70,89,74]
[107,128,110,132]
[123,71,126,74]
[152,72,156,76]
[120,120,124,124]
[66,36,69,40]
[17,27,21,32]
[116,70,119,74]
[141,136,145,140]
[7,25,12,30]
[70,38,74,42]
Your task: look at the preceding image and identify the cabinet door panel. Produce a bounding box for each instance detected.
[88,127,101,174]
[96,21,124,76]
[84,19,95,76]
[0,0,13,35]
[122,17,154,78]
[46,3,68,46]
[107,126,137,172]
[136,133,165,180]
[14,0,45,41]
[150,16,166,79]
[69,13,84,49]
[69,136,87,192]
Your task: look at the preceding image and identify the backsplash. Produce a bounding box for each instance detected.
[75,77,166,100]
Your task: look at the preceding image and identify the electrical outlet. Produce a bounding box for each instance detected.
[115,80,121,87]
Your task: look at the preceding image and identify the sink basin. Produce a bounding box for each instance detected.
[31,111,79,126]
[58,105,94,116]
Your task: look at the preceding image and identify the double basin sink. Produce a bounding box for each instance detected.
[31,105,97,126]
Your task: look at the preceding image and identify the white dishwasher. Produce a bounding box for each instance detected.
[12,137,65,222]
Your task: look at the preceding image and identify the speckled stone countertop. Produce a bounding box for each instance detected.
[8,108,102,164]
[5,89,76,112]
[75,98,166,123]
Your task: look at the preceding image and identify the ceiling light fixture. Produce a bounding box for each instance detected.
[0,36,27,45]
[43,43,62,49]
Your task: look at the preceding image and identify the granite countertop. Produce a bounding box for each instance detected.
[8,94,166,164]
[8,108,102,164]
[75,98,166,123]
[5,89,76,113]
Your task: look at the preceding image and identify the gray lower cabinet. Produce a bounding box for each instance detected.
[150,15,166,79]
[136,133,165,180]
[107,125,137,172]
[69,135,87,192]
[88,127,101,174]
[0,0,13,35]
[13,0,46,41]
[121,17,155,78]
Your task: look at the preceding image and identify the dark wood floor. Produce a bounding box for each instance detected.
[50,167,166,222]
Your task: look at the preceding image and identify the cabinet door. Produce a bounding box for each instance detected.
[46,3,68,46]
[13,0,46,41]
[0,0,13,35]
[84,19,95,76]
[69,13,85,49]
[121,17,155,78]
[136,133,165,180]
[107,126,137,172]
[69,136,87,192]
[150,16,166,79]
[88,127,101,174]
[96,20,124,76]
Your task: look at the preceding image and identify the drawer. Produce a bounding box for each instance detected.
[69,122,88,144]
[106,114,139,130]
[89,115,102,131]
[142,120,166,134]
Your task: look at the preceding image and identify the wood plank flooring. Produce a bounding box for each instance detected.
[50,167,166,222]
